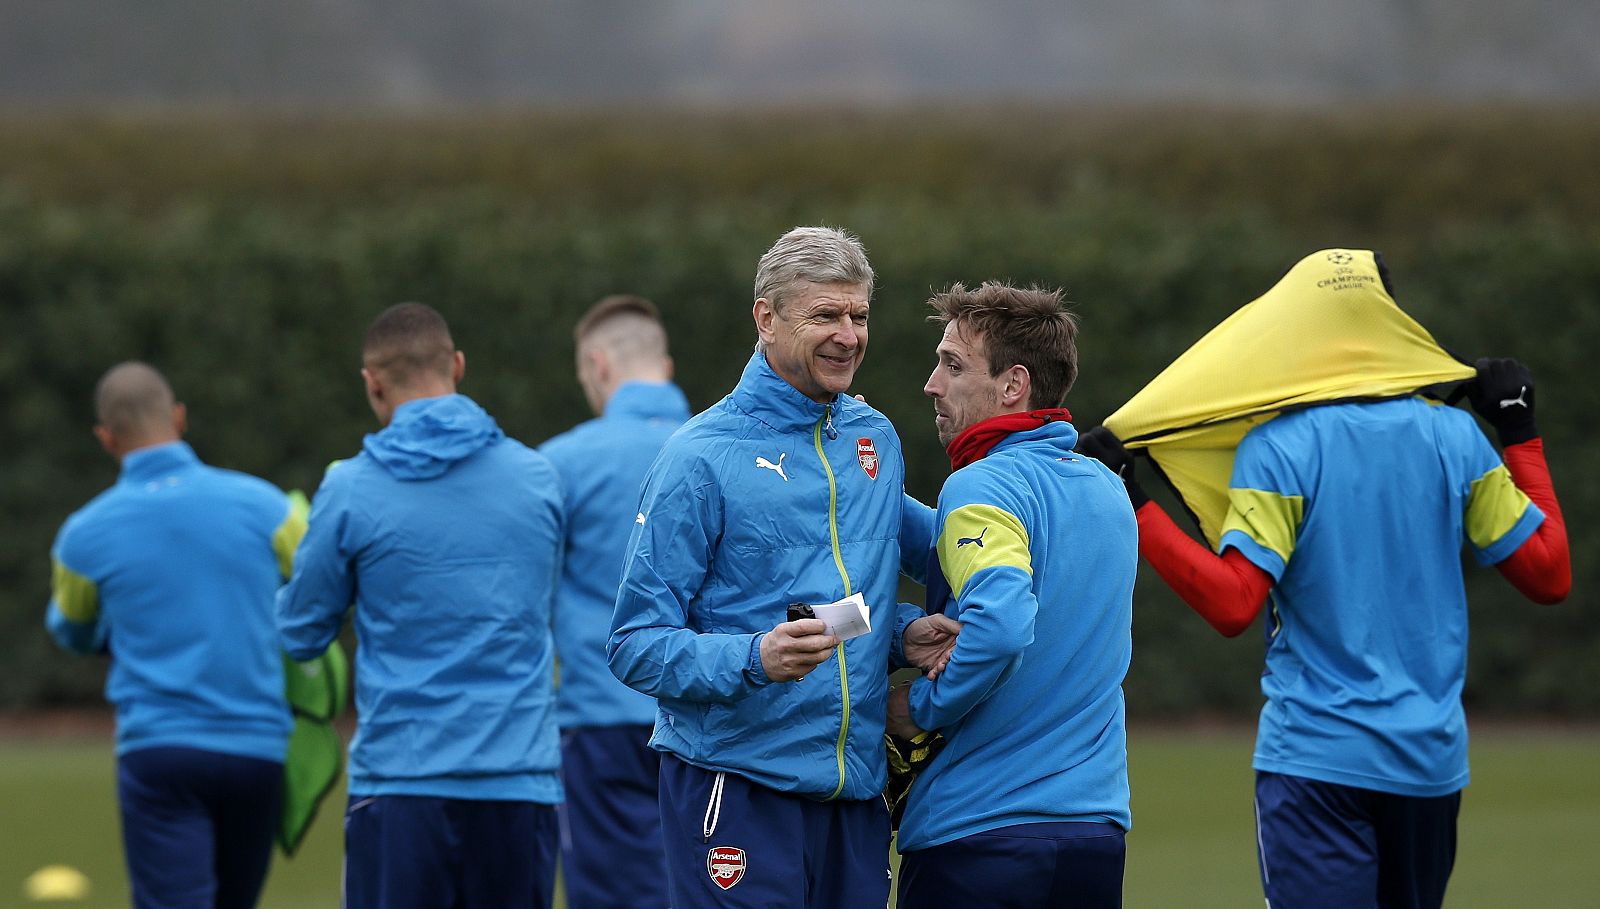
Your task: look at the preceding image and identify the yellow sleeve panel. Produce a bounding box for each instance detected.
[937,503,1032,600]
[273,490,311,580]
[51,559,100,624]
[1220,487,1304,565]
[1465,464,1533,552]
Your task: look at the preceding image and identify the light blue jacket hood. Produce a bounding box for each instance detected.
[363,394,503,480]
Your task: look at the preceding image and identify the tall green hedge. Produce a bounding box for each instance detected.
[3,107,1595,714]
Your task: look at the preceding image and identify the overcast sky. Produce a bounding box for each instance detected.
[3,0,1597,107]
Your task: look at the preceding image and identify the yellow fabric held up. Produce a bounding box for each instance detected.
[1465,464,1534,552]
[1105,249,1474,548]
[51,560,99,624]
[937,503,1031,599]
[1220,488,1305,566]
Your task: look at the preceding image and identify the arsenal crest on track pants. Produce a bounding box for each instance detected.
[658,754,891,908]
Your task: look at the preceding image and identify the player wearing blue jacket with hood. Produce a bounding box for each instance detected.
[608,228,956,909]
[539,295,690,909]
[277,304,565,909]
[47,362,302,909]
[889,284,1136,909]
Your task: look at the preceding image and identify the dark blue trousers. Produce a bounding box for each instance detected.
[557,725,664,909]
[897,821,1125,909]
[116,746,282,909]
[659,754,891,909]
[343,795,559,909]
[1255,771,1460,909]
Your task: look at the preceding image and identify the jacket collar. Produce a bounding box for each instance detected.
[119,440,200,483]
[990,417,1080,459]
[605,381,692,422]
[729,352,853,432]
[948,412,1080,470]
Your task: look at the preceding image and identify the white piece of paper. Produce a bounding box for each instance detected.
[809,591,871,641]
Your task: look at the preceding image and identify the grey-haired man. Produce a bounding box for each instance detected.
[608,227,956,908]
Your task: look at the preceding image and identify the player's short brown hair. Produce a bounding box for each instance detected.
[927,282,1080,409]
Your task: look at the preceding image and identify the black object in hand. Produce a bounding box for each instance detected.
[1076,426,1149,508]
[786,603,814,623]
[1467,357,1538,447]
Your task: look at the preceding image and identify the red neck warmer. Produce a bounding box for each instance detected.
[946,408,1072,470]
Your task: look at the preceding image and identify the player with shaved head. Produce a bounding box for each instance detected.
[538,294,689,908]
[47,361,306,909]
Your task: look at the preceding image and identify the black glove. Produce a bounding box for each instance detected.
[1076,426,1149,508]
[1467,357,1538,447]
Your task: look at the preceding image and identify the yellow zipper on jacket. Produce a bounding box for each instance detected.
[814,405,852,800]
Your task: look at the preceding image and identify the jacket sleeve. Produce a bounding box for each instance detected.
[608,448,766,704]
[899,492,935,583]
[1493,438,1569,603]
[1136,500,1273,637]
[46,521,108,655]
[908,495,1035,731]
[275,467,357,661]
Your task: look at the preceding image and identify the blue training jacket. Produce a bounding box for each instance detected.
[276,394,565,802]
[47,441,300,762]
[539,381,692,730]
[899,419,1136,851]
[609,353,932,801]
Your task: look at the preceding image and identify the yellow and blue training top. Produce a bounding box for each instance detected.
[898,419,1136,850]
[1223,398,1542,796]
[46,441,302,762]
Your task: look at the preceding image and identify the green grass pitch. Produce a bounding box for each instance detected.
[1,727,1595,907]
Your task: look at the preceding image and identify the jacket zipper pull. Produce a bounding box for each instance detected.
[824,406,838,440]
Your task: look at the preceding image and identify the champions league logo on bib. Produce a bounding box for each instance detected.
[707,846,746,890]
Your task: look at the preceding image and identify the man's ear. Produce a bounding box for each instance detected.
[362,366,383,401]
[753,298,778,346]
[1000,364,1032,409]
[452,350,466,384]
[172,402,188,438]
[93,424,118,459]
[583,346,610,385]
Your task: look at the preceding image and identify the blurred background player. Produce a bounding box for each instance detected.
[1078,353,1570,909]
[276,303,567,909]
[538,295,690,908]
[888,284,1136,908]
[46,361,303,909]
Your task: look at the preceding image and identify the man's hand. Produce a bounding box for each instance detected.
[903,614,961,680]
[1076,426,1149,508]
[759,619,840,682]
[887,681,926,739]
[1467,357,1539,447]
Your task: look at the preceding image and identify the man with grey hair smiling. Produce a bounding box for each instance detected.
[609,226,957,907]
[46,361,304,909]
